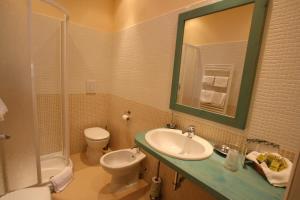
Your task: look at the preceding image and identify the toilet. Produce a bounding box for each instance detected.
[0,187,51,200]
[84,127,110,164]
[100,148,146,192]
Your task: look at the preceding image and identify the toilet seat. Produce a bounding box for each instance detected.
[0,187,51,200]
[84,127,109,141]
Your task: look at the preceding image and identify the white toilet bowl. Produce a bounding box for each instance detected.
[100,148,146,191]
[84,127,110,164]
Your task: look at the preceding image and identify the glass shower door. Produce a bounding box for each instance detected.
[31,4,70,183]
[31,12,65,183]
[0,0,39,193]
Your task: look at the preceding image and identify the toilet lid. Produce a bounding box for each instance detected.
[84,127,110,140]
[0,187,51,200]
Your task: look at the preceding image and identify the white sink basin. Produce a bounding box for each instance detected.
[145,128,213,160]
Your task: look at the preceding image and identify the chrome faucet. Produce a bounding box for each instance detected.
[166,123,176,129]
[185,125,195,139]
[131,144,140,153]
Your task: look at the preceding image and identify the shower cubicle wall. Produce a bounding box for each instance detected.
[31,0,71,184]
[0,0,39,194]
[0,1,71,195]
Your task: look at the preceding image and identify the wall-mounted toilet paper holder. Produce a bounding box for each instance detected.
[122,111,131,121]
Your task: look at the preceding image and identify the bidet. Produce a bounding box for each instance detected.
[100,148,146,192]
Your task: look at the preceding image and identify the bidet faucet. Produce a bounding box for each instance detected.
[131,144,140,153]
[185,125,195,139]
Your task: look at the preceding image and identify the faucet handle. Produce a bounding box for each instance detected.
[186,125,195,133]
[131,144,140,153]
[166,123,176,129]
[185,125,195,139]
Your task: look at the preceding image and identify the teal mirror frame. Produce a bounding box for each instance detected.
[170,0,269,129]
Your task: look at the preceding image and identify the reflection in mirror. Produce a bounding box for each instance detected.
[177,4,254,117]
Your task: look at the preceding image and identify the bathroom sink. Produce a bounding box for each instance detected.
[145,128,213,160]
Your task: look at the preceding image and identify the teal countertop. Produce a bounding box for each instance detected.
[135,132,285,200]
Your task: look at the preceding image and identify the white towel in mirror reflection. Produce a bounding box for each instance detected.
[200,90,226,107]
[214,76,229,88]
[202,75,214,86]
[211,92,226,107]
[200,90,214,103]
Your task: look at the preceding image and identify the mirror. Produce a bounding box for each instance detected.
[179,4,254,117]
[170,0,269,129]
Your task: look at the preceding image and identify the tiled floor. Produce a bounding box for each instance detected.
[52,153,149,200]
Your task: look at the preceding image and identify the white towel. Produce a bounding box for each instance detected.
[214,76,229,88]
[202,75,214,86]
[50,166,73,192]
[0,98,8,121]
[211,92,226,107]
[246,151,293,187]
[200,90,214,103]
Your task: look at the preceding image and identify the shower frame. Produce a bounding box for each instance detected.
[32,0,70,185]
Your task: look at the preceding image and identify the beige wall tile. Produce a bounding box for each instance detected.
[245,0,300,153]
[36,94,63,155]
[107,95,171,150]
[69,93,108,154]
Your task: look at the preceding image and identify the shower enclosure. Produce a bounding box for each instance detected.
[31,0,71,184]
[0,0,71,195]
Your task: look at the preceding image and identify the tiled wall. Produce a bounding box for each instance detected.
[110,11,177,111]
[106,95,242,200]
[69,93,108,154]
[104,94,295,200]
[245,0,300,153]
[33,0,299,165]
[107,95,171,149]
[109,0,300,154]
[32,13,61,95]
[32,13,63,156]
[105,1,299,199]
[36,92,109,155]
[33,0,300,198]
[36,94,62,155]
[33,13,113,155]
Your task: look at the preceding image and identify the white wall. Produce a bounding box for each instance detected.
[69,23,113,94]
[110,0,300,152]
[110,11,177,111]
